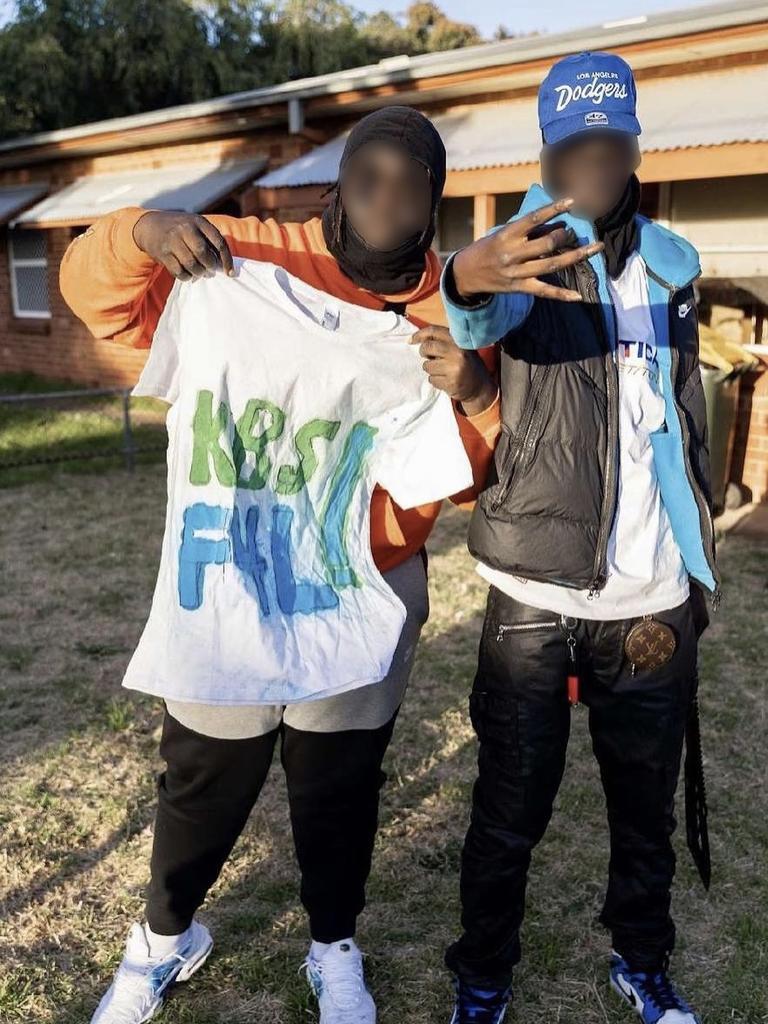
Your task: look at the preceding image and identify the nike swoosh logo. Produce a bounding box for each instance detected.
[616,975,639,1008]
[678,302,693,318]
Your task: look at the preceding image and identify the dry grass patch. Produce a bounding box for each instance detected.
[0,464,766,1023]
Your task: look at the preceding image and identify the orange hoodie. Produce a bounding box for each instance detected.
[59,207,500,573]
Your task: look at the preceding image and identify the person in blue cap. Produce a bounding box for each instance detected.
[438,51,717,1024]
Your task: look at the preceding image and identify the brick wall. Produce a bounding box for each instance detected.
[0,226,148,387]
[732,357,768,503]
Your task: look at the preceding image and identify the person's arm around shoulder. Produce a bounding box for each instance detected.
[441,197,604,351]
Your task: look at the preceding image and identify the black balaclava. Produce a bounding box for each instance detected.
[321,106,447,294]
[594,171,641,279]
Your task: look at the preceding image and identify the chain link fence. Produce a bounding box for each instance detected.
[0,384,168,485]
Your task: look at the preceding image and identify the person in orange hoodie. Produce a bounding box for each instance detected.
[60,106,596,1024]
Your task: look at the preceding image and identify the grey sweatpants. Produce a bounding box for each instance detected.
[165,551,430,738]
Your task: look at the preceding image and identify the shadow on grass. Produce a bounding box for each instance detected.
[14,607,483,1024]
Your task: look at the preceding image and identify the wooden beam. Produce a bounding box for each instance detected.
[441,143,768,198]
[638,143,768,182]
[444,165,539,197]
[473,194,497,239]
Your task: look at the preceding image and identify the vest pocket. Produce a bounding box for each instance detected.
[485,363,554,514]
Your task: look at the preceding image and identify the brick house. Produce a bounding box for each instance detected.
[0,0,766,500]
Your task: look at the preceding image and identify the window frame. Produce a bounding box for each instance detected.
[7,227,51,320]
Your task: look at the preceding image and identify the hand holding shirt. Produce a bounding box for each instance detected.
[122,258,474,705]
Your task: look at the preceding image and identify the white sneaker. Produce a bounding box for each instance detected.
[302,938,377,1024]
[91,920,213,1023]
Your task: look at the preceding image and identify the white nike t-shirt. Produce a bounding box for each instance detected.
[479,251,689,620]
[122,258,473,704]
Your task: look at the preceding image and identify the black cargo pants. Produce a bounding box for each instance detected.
[446,586,702,987]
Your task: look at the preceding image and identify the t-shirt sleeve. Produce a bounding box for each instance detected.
[372,388,474,509]
[130,279,183,404]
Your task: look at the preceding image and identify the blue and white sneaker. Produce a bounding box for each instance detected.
[302,938,376,1024]
[610,949,702,1024]
[449,977,513,1024]
[90,920,213,1023]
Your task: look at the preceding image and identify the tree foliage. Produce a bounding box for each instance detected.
[0,0,496,139]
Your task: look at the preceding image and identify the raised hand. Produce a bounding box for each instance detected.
[451,198,603,302]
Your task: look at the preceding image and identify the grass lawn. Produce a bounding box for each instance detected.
[0,372,167,487]
[0,463,766,1024]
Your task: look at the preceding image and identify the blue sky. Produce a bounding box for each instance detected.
[353,0,717,37]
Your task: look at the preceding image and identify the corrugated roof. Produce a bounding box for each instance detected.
[0,0,764,159]
[257,64,768,185]
[13,158,265,226]
[0,183,48,224]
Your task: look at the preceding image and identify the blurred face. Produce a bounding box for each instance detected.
[545,130,638,221]
[339,140,433,252]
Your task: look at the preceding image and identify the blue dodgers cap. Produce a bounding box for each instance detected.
[538,51,641,145]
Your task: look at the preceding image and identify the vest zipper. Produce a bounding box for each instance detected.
[491,364,552,512]
[645,265,723,609]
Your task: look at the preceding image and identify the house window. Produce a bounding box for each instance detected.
[8,228,50,318]
[436,197,474,260]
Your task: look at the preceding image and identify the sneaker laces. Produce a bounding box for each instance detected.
[301,951,366,1011]
[640,970,692,1014]
[109,952,186,1022]
[456,981,511,1023]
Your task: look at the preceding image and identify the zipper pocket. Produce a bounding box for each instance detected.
[491,364,553,513]
[496,620,559,641]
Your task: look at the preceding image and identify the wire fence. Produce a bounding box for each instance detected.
[0,386,168,484]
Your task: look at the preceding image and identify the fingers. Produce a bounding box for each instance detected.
[409,324,452,346]
[197,218,235,276]
[162,253,194,282]
[410,324,460,362]
[176,233,218,278]
[516,278,583,302]
[161,218,235,281]
[512,240,604,279]
[418,336,453,358]
[500,198,575,239]
[527,219,569,241]
[427,374,451,392]
[517,226,575,261]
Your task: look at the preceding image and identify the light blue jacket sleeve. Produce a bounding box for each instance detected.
[440,252,534,351]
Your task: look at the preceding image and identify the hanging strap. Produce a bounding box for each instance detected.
[684,691,711,890]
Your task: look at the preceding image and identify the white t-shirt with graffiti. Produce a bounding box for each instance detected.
[479,251,690,619]
[122,258,473,705]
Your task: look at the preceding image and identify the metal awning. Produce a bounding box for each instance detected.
[257,64,768,186]
[12,158,266,227]
[0,183,49,225]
